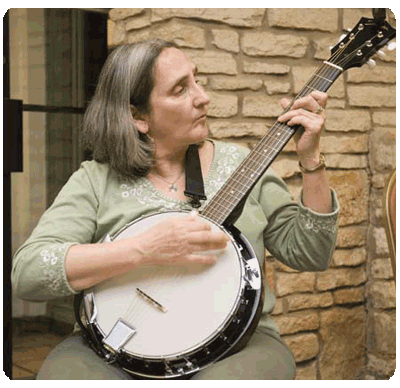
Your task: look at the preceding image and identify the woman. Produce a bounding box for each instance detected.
[12,39,339,379]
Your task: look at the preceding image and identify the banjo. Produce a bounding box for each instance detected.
[75,15,395,379]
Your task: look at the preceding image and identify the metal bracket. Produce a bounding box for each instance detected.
[164,357,199,377]
[244,258,262,290]
[83,292,98,324]
[102,318,137,354]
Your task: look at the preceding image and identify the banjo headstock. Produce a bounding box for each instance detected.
[329,16,395,71]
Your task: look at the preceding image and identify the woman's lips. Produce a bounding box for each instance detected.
[194,114,207,122]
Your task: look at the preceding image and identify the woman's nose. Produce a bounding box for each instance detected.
[193,83,210,108]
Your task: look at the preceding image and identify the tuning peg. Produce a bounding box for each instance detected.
[376,50,386,59]
[338,33,347,43]
[387,42,396,51]
[367,58,376,69]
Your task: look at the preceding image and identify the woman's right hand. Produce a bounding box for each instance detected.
[134,212,230,266]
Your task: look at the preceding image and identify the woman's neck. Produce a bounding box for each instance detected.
[150,143,188,180]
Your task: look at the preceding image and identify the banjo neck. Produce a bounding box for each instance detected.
[201,16,395,226]
[201,62,342,226]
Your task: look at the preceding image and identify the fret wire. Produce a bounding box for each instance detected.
[314,73,333,84]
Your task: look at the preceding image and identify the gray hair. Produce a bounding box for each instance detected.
[81,39,178,180]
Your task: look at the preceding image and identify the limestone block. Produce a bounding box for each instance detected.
[332,248,367,267]
[348,85,396,108]
[273,310,319,335]
[368,280,396,309]
[125,14,151,31]
[316,266,367,291]
[265,80,291,95]
[324,109,370,132]
[211,29,239,53]
[336,225,367,248]
[207,91,238,118]
[127,19,206,49]
[347,66,396,84]
[321,133,369,154]
[210,76,263,91]
[295,360,317,380]
[319,306,366,379]
[242,32,308,58]
[208,121,268,139]
[370,258,394,280]
[275,272,316,297]
[242,95,282,117]
[283,332,319,362]
[367,353,396,378]
[151,8,265,27]
[333,286,365,304]
[183,50,237,74]
[109,8,144,21]
[372,227,389,256]
[369,311,396,355]
[372,111,396,126]
[286,292,333,312]
[268,8,338,32]
[107,19,126,47]
[243,61,290,74]
[369,127,396,173]
[329,170,369,226]
[325,154,368,169]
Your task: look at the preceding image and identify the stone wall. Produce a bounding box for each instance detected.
[108,8,396,379]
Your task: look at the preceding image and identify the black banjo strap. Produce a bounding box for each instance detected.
[184,144,207,208]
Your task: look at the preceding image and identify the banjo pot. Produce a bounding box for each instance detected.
[77,211,263,379]
[75,15,395,379]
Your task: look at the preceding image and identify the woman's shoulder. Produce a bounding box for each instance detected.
[79,159,111,176]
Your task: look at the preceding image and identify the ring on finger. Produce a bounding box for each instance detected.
[315,106,324,115]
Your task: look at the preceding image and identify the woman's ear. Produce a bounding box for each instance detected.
[131,105,149,134]
[134,119,149,134]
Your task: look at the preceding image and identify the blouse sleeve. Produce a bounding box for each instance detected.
[12,162,100,301]
[258,170,339,271]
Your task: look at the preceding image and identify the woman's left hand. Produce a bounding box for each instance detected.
[278,91,328,169]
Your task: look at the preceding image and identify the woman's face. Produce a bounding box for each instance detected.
[145,47,210,149]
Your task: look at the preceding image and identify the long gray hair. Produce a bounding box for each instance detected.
[81,39,178,180]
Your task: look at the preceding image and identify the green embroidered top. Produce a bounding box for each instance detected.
[12,140,339,334]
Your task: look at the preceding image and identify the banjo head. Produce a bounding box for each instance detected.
[86,211,245,360]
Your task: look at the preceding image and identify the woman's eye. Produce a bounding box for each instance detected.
[174,85,185,95]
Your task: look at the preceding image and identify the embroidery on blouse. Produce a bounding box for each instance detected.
[299,211,337,234]
[206,144,242,198]
[118,143,244,211]
[39,243,72,297]
[119,181,184,211]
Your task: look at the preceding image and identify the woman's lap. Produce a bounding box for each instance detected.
[37,329,295,380]
[192,328,296,380]
[36,332,133,380]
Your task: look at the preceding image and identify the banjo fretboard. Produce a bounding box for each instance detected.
[201,63,342,225]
